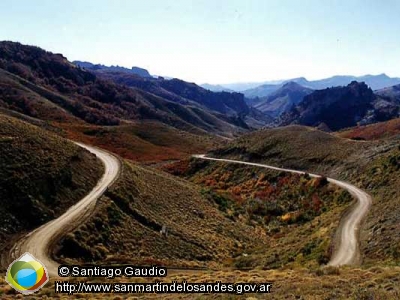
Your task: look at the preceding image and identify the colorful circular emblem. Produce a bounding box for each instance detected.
[6,252,49,294]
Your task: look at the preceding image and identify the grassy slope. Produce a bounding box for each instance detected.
[338,118,400,140]
[54,161,269,268]
[209,125,400,266]
[210,125,384,176]
[60,122,221,163]
[0,69,82,124]
[0,68,222,163]
[0,113,103,248]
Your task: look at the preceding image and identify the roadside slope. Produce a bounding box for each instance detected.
[0,114,103,251]
[208,125,400,265]
[4,144,120,276]
[192,155,372,266]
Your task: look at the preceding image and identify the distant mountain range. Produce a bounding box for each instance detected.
[83,66,271,129]
[203,74,400,97]
[253,82,314,117]
[200,83,234,93]
[202,80,294,92]
[1,41,399,135]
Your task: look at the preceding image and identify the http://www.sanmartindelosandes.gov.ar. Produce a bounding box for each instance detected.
[5,252,49,294]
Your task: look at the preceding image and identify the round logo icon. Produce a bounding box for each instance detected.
[5,252,49,294]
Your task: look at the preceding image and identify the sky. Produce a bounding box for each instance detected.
[0,0,399,84]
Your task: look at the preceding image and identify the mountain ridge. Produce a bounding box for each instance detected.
[214,74,400,99]
[253,81,313,117]
[278,81,400,130]
[0,41,266,138]
[73,60,152,78]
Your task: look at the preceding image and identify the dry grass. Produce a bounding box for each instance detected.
[59,121,221,163]
[54,161,269,268]
[338,118,400,141]
[210,125,391,178]
[0,113,103,249]
[209,125,400,266]
[164,159,353,269]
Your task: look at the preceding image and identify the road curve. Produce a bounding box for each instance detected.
[193,154,372,266]
[3,143,120,277]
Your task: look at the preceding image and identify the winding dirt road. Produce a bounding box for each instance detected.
[193,155,372,266]
[2,143,120,276]
[2,146,370,278]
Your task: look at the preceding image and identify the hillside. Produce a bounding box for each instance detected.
[339,118,400,140]
[53,160,270,268]
[208,125,400,266]
[0,41,255,162]
[376,84,400,103]
[279,81,400,131]
[254,82,313,117]
[163,158,352,269]
[1,122,399,300]
[210,125,374,174]
[80,65,269,127]
[0,113,103,248]
[61,121,221,163]
[0,41,259,138]
[0,67,223,161]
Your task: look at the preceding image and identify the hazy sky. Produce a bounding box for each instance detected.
[0,0,399,84]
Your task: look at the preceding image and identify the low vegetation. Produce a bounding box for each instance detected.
[208,125,400,266]
[54,161,269,268]
[0,114,103,249]
[163,159,352,269]
[338,118,400,140]
[60,122,221,163]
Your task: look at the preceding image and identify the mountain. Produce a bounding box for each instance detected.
[87,67,270,127]
[206,79,300,92]
[242,74,400,99]
[217,81,271,91]
[243,84,281,100]
[73,60,152,78]
[279,81,400,131]
[0,41,266,140]
[304,74,400,91]
[73,60,266,126]
[200,83,234,92]
[375,84,400,103]
[253,82,313,117]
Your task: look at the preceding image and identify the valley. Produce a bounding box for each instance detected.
[0,40,399,299]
